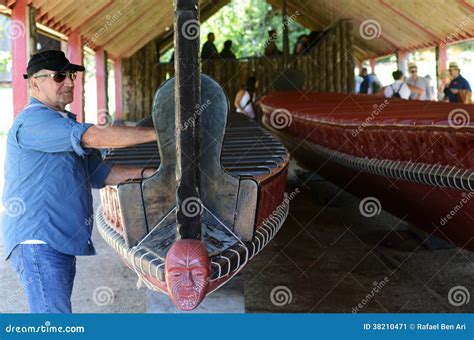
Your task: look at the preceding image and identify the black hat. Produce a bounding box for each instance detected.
[23,50,85,79]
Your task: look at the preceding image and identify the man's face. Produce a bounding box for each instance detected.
[165,239,210,311]
[31,70,75,110]
[449,68,459,77]
[208,34,215,42]
[409,68,417,78]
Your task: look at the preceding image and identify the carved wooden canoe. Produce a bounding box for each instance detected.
[261,90,474,251]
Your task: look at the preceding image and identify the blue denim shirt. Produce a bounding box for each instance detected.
[2,98,113,259]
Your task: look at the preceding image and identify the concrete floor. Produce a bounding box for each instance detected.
[1,160,472,313]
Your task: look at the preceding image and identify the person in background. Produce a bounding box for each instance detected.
[424,75,435,101]
[438,70,451,101]
[444,62,472,104]
[384,70,411,99]
[264,29,282,57]
[294,34,309,55]
[406,62,432,100]
[201,32,218,61]
[234,76,258,120]
[358,68,371,94]
[219,40,236,59]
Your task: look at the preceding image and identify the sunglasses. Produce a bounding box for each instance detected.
[410,69,417,73]
[33,71,77,83]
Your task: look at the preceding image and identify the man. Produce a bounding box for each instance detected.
[384,70,411,99]
[2,50,157,313]
[264,29,282,57]
[219,40,236,59]
[358,68,371,94]
[444,62,472,103]
[406,62,432,100]
[201,33,218,61]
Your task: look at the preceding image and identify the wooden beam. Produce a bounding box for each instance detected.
[369,58,376,73]
[436,43,447,79]
[11,0,29,116]
[95,47,108,120]
[113,57,122,121]
[282,0,290,66]
[67,29,85,122]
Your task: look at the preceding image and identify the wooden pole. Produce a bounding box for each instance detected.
[282,0,290,67]
[11,0,30,116]
[175,0,202,240]
[435,44,447,80]
[95,47,108,121]
[67,30,85,122]
[114,58,123,121]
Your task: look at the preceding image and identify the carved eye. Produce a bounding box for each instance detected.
[192,270,204,277]
[171,272,182,278]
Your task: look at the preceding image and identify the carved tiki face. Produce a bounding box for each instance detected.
[165,239,210,310]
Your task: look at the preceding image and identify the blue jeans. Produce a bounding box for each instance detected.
[10,244,76,313]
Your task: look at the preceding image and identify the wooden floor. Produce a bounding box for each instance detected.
[243,161,474,313]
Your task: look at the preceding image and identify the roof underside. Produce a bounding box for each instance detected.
[1,0,473,59]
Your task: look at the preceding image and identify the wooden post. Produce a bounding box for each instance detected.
[95,47,108,122]
[11,0,30,116]
[435,44,447,80]
[333,22,342,93]
[326,28,335,93]
[342,20,355,93]
[175,0,202,240]
[67,30,85,122]
[396,50,408,74]
[282,0,290,67]
[114,58,123,121]
[369,58,376,74]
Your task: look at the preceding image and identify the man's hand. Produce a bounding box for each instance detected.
[81,126,156,149]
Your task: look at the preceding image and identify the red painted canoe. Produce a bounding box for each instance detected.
[261,91,474,250]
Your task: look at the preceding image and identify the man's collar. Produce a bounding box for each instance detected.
[28,97,77,120]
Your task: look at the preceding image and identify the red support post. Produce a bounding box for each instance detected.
[11,0,29,117]
[369,58,377,74]
[437,44,447,75]
[95,47,107,121]
[114,58,123,121]
[67,30,85,122]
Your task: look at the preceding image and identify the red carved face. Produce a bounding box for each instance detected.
[165,239,210,311]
